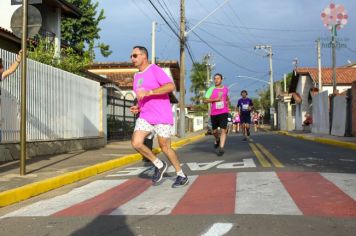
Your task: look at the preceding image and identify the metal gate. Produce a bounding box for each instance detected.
[107,95,136,140]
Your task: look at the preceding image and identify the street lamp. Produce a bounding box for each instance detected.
[178,0,230,138]
[235,75,270,85]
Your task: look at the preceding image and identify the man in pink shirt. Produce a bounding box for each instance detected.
[130,46,188,188]
[204,73,230,156]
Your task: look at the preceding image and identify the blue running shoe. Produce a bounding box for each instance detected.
[152,160,168,185]
[172,175,189,188]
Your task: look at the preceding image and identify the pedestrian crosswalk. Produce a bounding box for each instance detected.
[2,172,356,218]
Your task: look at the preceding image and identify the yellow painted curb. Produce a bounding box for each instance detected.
[0,133,206,207]
[277,131,356,150]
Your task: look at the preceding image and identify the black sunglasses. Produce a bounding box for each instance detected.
[130,53,142,59]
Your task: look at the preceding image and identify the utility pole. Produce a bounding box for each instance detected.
[255,45,274,129]
[316,38,322,91]
[178,0,186,138]
[20,0,28,176]
[331,26,337,93]
[151,21,156,64]
[205,54,211,89]
[283,74,287,93]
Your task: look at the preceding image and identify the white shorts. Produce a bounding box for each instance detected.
[134,118,172,138]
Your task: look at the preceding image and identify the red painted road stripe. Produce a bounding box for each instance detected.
[53,178,151,216]
[278,172,356,217]
[171,173,236,215]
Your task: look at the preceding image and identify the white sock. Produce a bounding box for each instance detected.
[153,158,164,169]
[176,169,186,177]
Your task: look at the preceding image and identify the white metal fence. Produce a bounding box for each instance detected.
[0,49,101,143]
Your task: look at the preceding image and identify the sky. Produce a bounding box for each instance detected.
[94,0,356,104]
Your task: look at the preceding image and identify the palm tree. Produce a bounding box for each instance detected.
[190,61,209,105]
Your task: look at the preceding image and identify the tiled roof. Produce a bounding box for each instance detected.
[87,61,180,91]
[0,27,13,34]
[106,72,134,89]
[295,67,356,85]
[0,27,20,44]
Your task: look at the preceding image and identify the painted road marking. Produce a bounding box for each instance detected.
[1,180,127,218]
[256,143,284,168]
[3,172,356,218]
[202,223,234,236]
[108,159,256,177]
[53,178,151,216]
[235,172,302,215]
[216,159,256,169]
[171,173,236,215]
[278,172,356,217]
[249,143,271,167]
[321,173,356,200]
[110,176,198,215]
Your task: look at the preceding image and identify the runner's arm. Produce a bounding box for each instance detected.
[2,50,22,79]
[138,82,175,99]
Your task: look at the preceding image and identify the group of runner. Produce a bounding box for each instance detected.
[233,106,262,133]
[128,45,261,188]
[204,73,255,155]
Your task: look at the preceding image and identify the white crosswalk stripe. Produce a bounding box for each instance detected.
[321,173,356,200]
[110,176,197,215]
[1,180,126,218]
[1,172,356,218]
[235,172,302,215]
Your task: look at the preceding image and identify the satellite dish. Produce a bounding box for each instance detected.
[10,5,42,39]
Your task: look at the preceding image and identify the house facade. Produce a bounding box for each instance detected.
[289,67,356,131]
[0,0,81,57]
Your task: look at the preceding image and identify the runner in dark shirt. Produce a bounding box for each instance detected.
[237,90,253,141]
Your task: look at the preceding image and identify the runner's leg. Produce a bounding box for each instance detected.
[157,136,183,174]
[131,130,157,162]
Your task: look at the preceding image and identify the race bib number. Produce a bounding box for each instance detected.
[242,104,249,110]
[216,101,224,109]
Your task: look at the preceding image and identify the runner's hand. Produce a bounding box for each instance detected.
[16,50,23,62]
[137,89,153,100]
[130,105,140,114]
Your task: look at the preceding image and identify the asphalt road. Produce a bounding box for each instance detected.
[1,130,356,236]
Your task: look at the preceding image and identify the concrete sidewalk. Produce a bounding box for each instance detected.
[0,131,206,207]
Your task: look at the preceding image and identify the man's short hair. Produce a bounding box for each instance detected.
[133,46,149,59]
[214,73,223,80]
[241,90,248,95]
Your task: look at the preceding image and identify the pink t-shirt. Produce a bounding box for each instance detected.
[207,86,229,116]
[133,64,173,125]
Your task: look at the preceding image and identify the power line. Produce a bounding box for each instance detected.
[147,0,180,39]
[346,47,356,54]
[132,0,154,21]
[193,20,323,33]
[157,0,179,29]
[160,0,179,28]
[190,30,264,74]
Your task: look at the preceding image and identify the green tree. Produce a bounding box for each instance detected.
[61,0,112,59]
[254,73,293,123]
[190,59,209,105]
[281,72,293,92]
[28,38,91,75]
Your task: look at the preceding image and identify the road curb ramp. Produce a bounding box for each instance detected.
[0,133,206,208]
